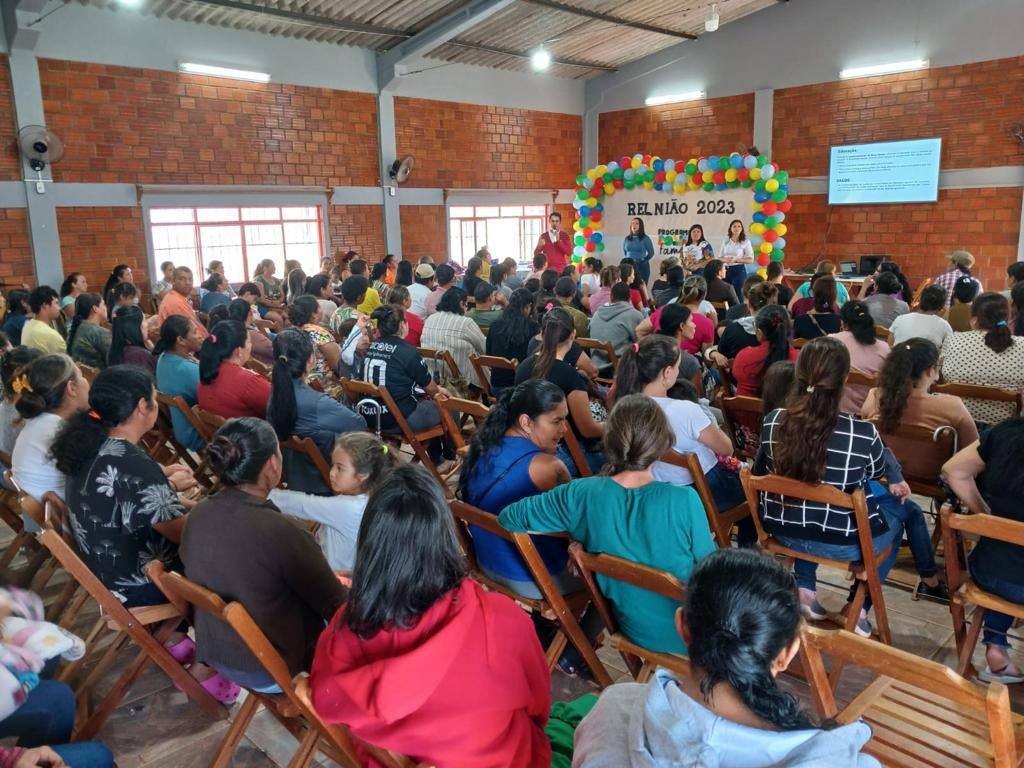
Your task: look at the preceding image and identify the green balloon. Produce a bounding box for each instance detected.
[771,190,787,203]
[741,179,753,188]
[776,170,789,184]
[754,180,766,193]
[578,217,590,228]
[574,235,584,246]
[576,189,589,200]
[757,154,769,167]
[770,248,784,261]
[602,172,612,183]
[613,168,624,180]
[644,170,656,182]
[596,242,605,252]
[703,182,715,192]
[685,162,697,175]
[764,216,778,228]
[728,179,740,188]
[718,157,730,171]
[624,180,635,190]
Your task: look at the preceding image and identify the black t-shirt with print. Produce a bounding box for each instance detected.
[362,334,431,428]
[971,420,1024,583]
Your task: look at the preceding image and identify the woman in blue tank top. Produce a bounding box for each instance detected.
[459,379,572,598]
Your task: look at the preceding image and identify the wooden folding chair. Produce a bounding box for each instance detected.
[739,469,893,687]
[449,500,613,688]
[436,396,492,455]
[932,381,1022,421]
[719,394,763,461]
[3,472,60,594]
[75,363,99,385]
[910,277,933,310]
[469,353,517,405]
[659,450,750,548]
[710,300,728,314]
[191,404,227,442]
[340,378,449,488]
[575,337,618,383]
[801,624,1022,768]
[280,435,333,490]
[418,347,461,384]
[567,541,689,683]
[846,367,878,388]
[561,428,594,478]
[941,505,1024,681]
[34,497,226,739]
[147,562,416,768]
[793,336,809,348]
[0,453,44,583]
[874,324,892,343]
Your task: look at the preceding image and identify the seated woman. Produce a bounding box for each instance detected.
[67,293,111,370]
[948,275,981,332]
[109,304,155,373]
[266,329,364,494]
[269,431,396,573]
[862,271,909,328]
[515,308,605,474]
[654,303,701,382]
[943,417,1024,683]
[459,379,572,595]
[0,346,42,458]
[792,276,841,339]
[791,261,850,308]
[50,365,240,702]
[182,417,347,692]
[942,292,1024,425]
[702,259,740,307]
[311,464,552,767]
[199,273,231,314]
[732,305,797,397]
[12,354,90,503]
[716,282,779,360]
[197,320,271,420]
[573,548,879,768]
[761,360,796,414]
[834,300,889,415]
[385,285,422,346]
[500,394,715,654]
[639,275,716,357]
[755,336,919,636]
[227,296,273,366]
[486,289,539,393]
[287,295,341,384]
[615,336,752,546]
[585,265,620,314]
[421,287,487,392]
[363,306,454,472]
[303,273,339,330]
[154,316,205,453]
[617,260,647,310]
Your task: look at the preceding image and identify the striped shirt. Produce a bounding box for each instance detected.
[933,269,983,306]
[754,408,891,544]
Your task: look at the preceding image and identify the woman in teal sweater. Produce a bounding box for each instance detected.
[499,394,716,654]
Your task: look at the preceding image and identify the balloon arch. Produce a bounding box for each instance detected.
[570,151,793,272]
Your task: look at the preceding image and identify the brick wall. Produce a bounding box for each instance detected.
[56,207,149,293]
[0,209,33,287]
[0,58,20,181]
[327,205,385,261]
[400,206,447,264]
[394,97,581,189]
[598,94,755,165]
[39,59,378,185]
[783,187,1022,286]
[773,56,1024,177]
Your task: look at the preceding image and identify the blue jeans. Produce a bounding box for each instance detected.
[704,464,756,547]
[969,558,1024,649]
[0,679,110,764]
[869,482,935,579]
[778,501,904,605]
[52,743,115,768]
[725,264,747,300]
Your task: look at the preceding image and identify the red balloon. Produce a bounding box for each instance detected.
[584,240,596,252]
[613,179,623,189]
[757,252,771,267]
[737,168,749,181]
[643,154,652,165]
[655,171,666,183]
[590,211,602,222]
[583,227,593,238]
[764,230,778,243]
[713,171,725,184]
[779,199,792,212]
[621,156,630,168]
[762,201,778,215]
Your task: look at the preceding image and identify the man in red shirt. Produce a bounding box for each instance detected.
[533,211,572,273]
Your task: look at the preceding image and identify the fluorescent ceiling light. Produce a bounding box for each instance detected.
[531,47,552,71]
[840,59,928,79]
[645,91,705,106]
[115,0,142,6]
[178,62,271,83]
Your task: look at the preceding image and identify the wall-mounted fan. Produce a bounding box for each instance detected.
[18,125,64,192]
[388,155,415,184]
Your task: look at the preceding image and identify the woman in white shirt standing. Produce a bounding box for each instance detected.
[719,219,756,300]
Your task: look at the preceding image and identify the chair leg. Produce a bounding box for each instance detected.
[210,691,261,768]
[829,582,869,690]
[543,630,568,669]
[46,579,79,623]
[957,606,986,679]
[76,645,152,740]
[286,727,320,768]
[950,598,968,662]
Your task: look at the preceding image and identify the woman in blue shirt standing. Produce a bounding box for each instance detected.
[623,217,655,286]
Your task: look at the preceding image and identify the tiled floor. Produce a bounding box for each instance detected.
[13,505,1024,767]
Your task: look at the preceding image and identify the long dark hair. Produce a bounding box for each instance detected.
[457,380,565,500]
[772,336,850,482]
[840,300,875,346]
[878,261,911,300]
[685,548,812,731]
[287,295,319,327]
[497,288,536,353]
[972,292,1014,353]
[395,260,413,287]
[533,307,573,381]
[626,217,646,240]
[66,293,102,354]
[686,224,705,245]
[436,287,467,315]
[614,335,680,398]
[658,303,692,338]
[101,264,131,309]
[206,417,278,486]
[60,273,84,298]
[108,305,148,366]
[266,329,313,441]
[0,346,42,402]
[198,320,247,384]
[285,267,307,301]
[727,219,747,243]
[227,297,252,326]
[877,338,938,434]
[811,275,837,313]
[755,305,792,367]
[153,315,191,357]
[51,365,154,477]
[370,305,404,338]
[761,360,796,414]
[1012,283,1024,337]
[601,394,673,475]
[343,464,467,638]
[13,354,77,419]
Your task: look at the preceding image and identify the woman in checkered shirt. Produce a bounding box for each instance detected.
[754,336,932,637]
[933,249,983,306]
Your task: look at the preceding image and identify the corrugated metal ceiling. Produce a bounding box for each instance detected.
[73,0,780,79]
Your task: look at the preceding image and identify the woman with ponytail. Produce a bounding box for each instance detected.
[59,272,87,331]
[755,336,912,636]
[942,291,1024,424]
[501,394,715,654]
[266,329,363,494]
[67,293,111,369]
[108,304,154,373]
[516,307,605,474]
[196,319,270,419]
[154,315,204,452]
[733,305,797,397]
[834,299,890,414]
[101,264,133,321]
[287,294,341,383]
[574,548,878,767]
[0,346,42,456]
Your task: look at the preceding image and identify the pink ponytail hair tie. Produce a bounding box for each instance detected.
[209,333,217,343]
[544,302,554,311]
[633,343,639,352]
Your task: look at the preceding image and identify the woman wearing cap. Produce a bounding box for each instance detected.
[408,263,436,318]
[934,249,983,306]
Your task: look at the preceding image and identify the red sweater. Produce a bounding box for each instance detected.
[534,230,572,273]
[310,578,551,768]
[733,342,799,397]
[197,361,271,419]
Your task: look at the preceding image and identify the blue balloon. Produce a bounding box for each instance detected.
[775,237,787,250]
[753,212,766,223]
[774,211,785,222]
[730,154,743,169]
[779,184,788,193]
[594,203,604,212]
[623,168,635,181]
[579,206,590,217]
[697,159,709,172]
[754,192,769,203]
[708,155,719,169]
[715,182,727,191]
[743,155,758,170]
[653,159,664,172]
[592,232,603,243]
[749,235,763,247]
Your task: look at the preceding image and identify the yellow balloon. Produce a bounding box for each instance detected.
[751,201,763,211]
[702,170,714,183]
[665,170,677,182]
[591,220,602,230]
[674,185,686,195]
[586,197,597,207]
[597,165,607,176]
[688,179,700,189]
[765,178,779,192]
[724,168,738,182]
[643,181,654,189]
[631,158,642,170]
[573,221,582,231]
[586,168,598,180]
[776,223,787,236]
[757,268,768,279]
[749,167,762,181]
[604,183,614,195]
[760,242,773,254]
[749,223,766,235]
[687,158,697,168]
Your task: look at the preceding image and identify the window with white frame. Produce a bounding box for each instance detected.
[148,205,324,284]
[448,204,548,266]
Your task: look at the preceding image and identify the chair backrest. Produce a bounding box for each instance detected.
[418,347,461,382]
[846,367,878,388]
[910,276,933,309]
[75,363,99,385]
[340,377,402,437]
[436,396,492,452]
[931,381,1022,418]
[710,300,728,313]
[658,449,740,548]
[719,395,763,461]
[800,624,1019,768]
[575,337,618,375]
[191,405,227,442]
[874,324,891,342]
[941,505,1024,610]
[560,428,593,478]
[793,337,809,348]
[244,357,271,378]
[281,435,333,490]
[469,353,516,404]
[156,392,210,446]
[868,420,957,495]
[6,471,44,528]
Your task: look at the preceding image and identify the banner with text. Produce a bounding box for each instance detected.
[601,186,755,266]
